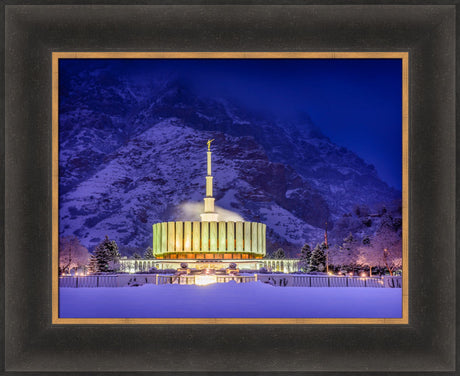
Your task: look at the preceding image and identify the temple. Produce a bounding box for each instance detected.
[119,140,300,272]
[149,140,266,270]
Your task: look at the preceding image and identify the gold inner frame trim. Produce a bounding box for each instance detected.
[52,51,409,325]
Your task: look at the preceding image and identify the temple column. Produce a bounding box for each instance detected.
[161,222,168,253]
[156,223,161,254]
[209,222,218,251]
[219,221,226,252]
[262,224,266,255]
[152,224,157,253]
[235,222,243,252]
[175,222,183,252]
[192,221,200,252]
[201,221,209,252]
[257,223,264,255]
[227,222,235,252]
[167,221,175,253]
[244,222,251,252]
[184,221,191,252]
[251,222,258,253]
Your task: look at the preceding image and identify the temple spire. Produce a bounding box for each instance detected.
[200,140,219,222]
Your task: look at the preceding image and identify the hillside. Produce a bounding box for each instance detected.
[59,65,401,256]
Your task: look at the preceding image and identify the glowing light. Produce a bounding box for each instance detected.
[360,273,367,277]
[349,272,353,276]
[195,275,217,286]
[178,202,244,222]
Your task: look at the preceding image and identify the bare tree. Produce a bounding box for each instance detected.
[59,236,90,275]
[355,227,402,277]
[357,245,385,276]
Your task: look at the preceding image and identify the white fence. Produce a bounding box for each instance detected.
[216,275,256,283]
[60,274,257,287]
[59,275,118,288]
[257,275,388,288]
[155,275,256,285]
[59,274,401,288]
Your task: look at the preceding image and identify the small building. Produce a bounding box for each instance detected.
[119,257,300,273]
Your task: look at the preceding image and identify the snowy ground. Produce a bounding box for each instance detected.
[59,281,402,318]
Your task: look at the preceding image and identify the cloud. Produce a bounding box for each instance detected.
[177,202,244,222]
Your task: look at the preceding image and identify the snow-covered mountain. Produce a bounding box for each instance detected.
[59,66,401,256]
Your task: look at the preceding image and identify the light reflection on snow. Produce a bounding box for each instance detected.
[195,275,217,286]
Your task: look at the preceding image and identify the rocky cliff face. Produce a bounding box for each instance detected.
[59,65,400,256]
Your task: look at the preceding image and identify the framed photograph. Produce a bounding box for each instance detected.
[53,52,408,325]
[3,3,456,374]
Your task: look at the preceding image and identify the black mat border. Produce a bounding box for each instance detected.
[2,2,457,374]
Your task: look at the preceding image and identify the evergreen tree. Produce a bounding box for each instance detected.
[329,234,360,272]
[310,243,327,272]
[93,245,111,273]
[341,232,359,269]
[357,236,375,276]
[87,253,99,274]
[273,248,286,259]
[133,252,142,259]
[143,247,155,259]
[299,243,312,273]
[93,235,120,272]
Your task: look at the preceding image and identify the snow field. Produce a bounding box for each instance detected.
[60,281,402,318]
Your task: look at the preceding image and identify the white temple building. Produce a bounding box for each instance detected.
[149,139,266,270]
[119,140,299,273]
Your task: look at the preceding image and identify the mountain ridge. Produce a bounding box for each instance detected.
[59,68,400,256]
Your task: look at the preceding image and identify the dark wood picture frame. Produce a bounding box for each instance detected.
[2,3,456,374]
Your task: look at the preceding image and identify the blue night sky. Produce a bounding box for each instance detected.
[67,58,402,190]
